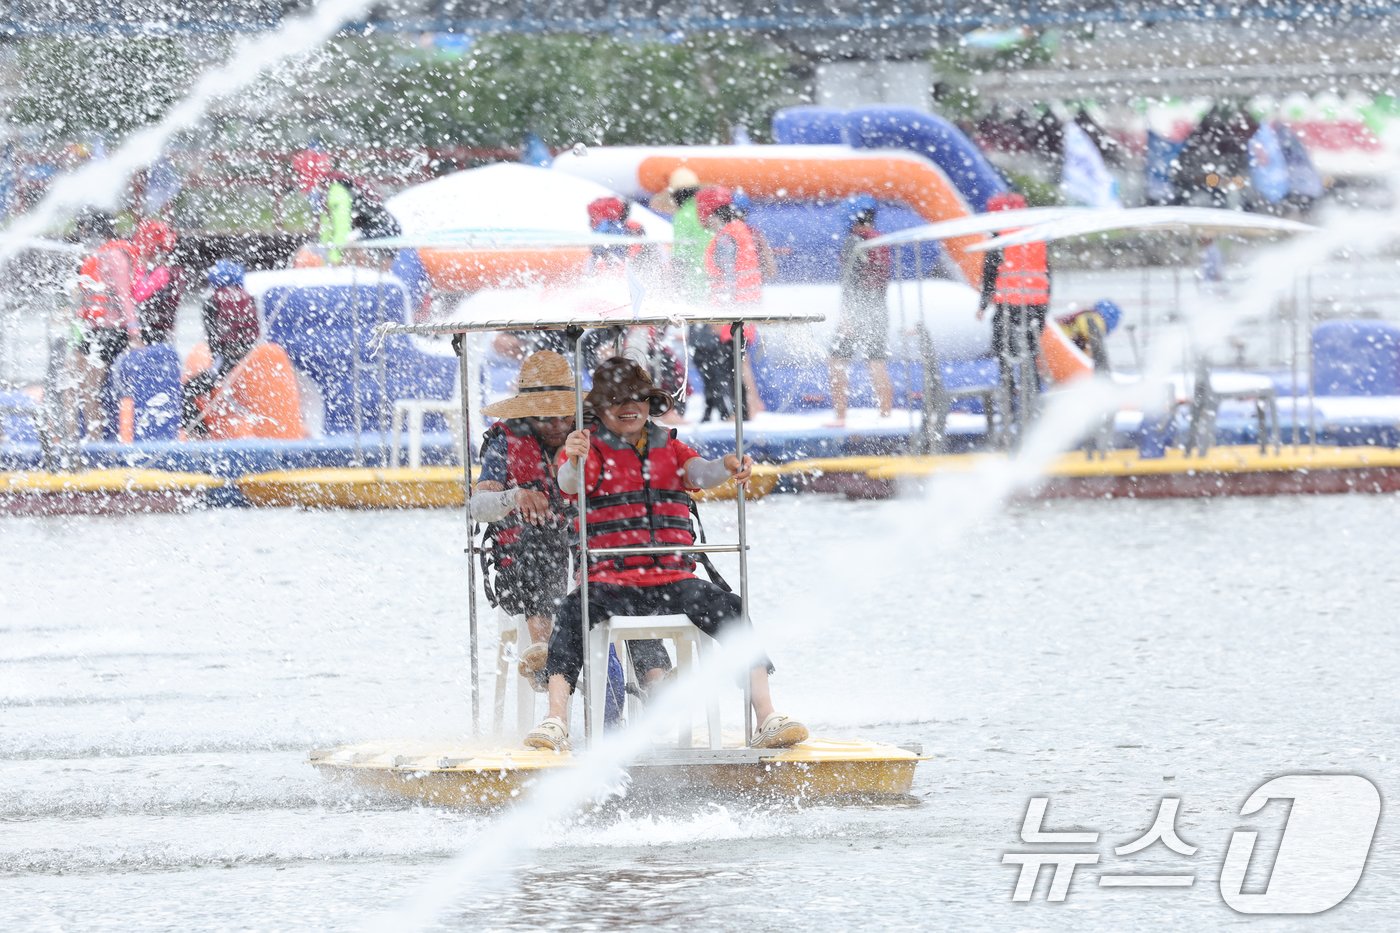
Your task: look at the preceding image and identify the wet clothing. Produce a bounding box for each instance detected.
[669,198,710,303]
[1059,309,1111,371]
[183,283,262,433]
[832,227,891,361]
[544,419,765,691]
[76,239,137,331]
[986,241,1050,306]
[478,421,571,618]
[705,219,762,305]
[132,263,184,345]
[558,422,701,588]
[991,306,1047,369]
[981,244,1052,396]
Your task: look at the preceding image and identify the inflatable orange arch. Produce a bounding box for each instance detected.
[635,155,987,287]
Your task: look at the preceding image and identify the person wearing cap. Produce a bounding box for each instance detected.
[131,219,184,347]
[1056,299,1121,373]
[524,357,808,752]
[828,194,894,426]
[663,167,711,304]
[182,260,260,434]
[699,185,766,419]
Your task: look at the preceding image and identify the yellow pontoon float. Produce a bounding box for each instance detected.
[309,256,923,804]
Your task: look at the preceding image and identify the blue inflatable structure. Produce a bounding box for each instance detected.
[114,345,183,441]
[1313,320,1400,396]
[259,268,455,434]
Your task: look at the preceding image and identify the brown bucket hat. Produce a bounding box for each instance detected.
[585,356,674,417]
[481,350,577,419]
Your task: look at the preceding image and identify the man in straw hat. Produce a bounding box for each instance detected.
[524,357,808,752]
[475,351,671,702]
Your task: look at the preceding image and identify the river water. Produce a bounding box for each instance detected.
[4,491,1398,930]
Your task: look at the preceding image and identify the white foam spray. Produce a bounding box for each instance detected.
[369,628,770,932]
[0,0,392,267]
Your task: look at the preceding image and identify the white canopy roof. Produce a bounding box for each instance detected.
[967,206,1316,252]
[353,227,669,250]
[385,162,674,243]
[863,207,1090,249]
[377,279,823,336]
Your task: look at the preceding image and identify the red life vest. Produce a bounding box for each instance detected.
[570,424,698,586]
[77,239,137,329]
[704,219,762,305]
[992,241,1050,306]
[480,421,564,551]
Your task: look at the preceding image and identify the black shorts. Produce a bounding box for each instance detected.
[76,327,129,367]
[493,540,569,618]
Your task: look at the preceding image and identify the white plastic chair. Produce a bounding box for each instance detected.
[587,614,722,749]
[390,384,461,467]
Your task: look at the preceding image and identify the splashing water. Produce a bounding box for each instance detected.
[0,0,394,267]
[371,628,770,932]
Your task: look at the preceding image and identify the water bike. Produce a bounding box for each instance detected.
[310,232,924,805]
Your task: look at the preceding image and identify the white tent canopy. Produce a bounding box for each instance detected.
[967,206,1315,252]
[385,163,674,243]
[378,279,824,337]
[863,207,1090,250]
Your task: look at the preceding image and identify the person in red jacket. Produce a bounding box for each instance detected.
[131,219,184,346]
[697,186,765,420]
[71,211,138,440]
[977,191,1051,425]
[524,357,807,752]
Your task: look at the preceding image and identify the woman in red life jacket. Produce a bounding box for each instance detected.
[828,194,894,426]
[523,357,807,752]
[71,210,138,440]
[182,260,261,435]
[976,192,1051,421]
[697,186,766,420]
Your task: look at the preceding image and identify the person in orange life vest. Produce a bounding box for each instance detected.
[71,210,138,440]
[183,260,261,435]
[697,186,766,420]
[470,350,635,690]
[524,357,808,752]
[976,191,1052,395]
[131,219,184,346]
[828,194,894,427]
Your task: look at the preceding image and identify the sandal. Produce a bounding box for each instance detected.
[523,716,569,752]
[518,642,549,692]
[749,713,808,749]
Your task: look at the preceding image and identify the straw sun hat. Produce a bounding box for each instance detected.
[481,351,577,419]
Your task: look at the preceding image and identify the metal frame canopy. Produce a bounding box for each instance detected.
[373,254,823,748]
[861,206,1092,251]
[355,227,674,251]
[376,302,824,338]
[966,206,1316,252]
